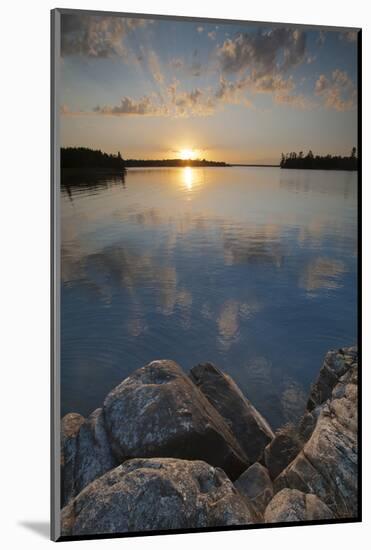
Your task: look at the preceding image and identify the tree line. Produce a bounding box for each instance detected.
[124,158,229,167]
[61,147,229,171]
[280,148,358,171]
[61,147,126,172]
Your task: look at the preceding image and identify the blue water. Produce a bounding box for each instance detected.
[61,166,357,429]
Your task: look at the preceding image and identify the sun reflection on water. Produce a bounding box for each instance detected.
[183,166,194,190]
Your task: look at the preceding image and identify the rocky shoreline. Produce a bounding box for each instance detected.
[60,347,358,536]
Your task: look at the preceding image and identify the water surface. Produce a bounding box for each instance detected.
[61,166,357,428]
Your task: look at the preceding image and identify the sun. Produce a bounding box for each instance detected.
[179,148,197,160]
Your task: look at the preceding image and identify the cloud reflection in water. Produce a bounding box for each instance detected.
[61,167,357,427]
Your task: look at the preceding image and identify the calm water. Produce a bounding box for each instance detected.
[61,167,357,429]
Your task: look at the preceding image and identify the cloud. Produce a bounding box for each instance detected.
[69,70,310,119]
[213,73,310,109]
[169,56,202,77]
[214,76,249,104]
[93,95,167,116]
[169,58,184,70]
[314,74,327,94]
[167,81,216,116]
[146,49,164,84]
[217,28,307,76]
[61,18,316,116]
[250,73,295,93]
[214,28,312,110]
[315,69,357,111]
[89,81,216,118]
[274,93,314,110]
[61,23,316,119]
[61,14,151,58]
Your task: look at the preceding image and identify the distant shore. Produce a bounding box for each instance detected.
[124,158,230,167]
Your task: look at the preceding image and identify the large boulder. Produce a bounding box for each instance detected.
[103,360,249,479]
[274,363,358,518]
[61,413,85,506]
[264,488,334,523]
[190,363,274,464]
[264,426,302,480]
[61,458,254,536]
[234,462,273,519]
[61,409,116,506]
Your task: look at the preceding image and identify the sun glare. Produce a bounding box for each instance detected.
[179,148,196,160]
[183,166,194,190]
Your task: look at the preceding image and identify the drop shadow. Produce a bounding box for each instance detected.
[18,521,49,539]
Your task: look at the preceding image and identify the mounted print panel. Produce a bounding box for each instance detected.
[51,8,361,542]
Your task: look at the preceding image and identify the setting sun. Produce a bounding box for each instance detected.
[179,148,197,160]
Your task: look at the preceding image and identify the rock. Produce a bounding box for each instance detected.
[264,426,302,480]
[307,347,356,412]
[274,363,358,518]
[235,463,273,519]
[298,408,320,442]
[190,363,274,463]
[73,408,117,496]
[103,360,249,480]
[61,413,85,506]
[61,409,117,506]
[61,458,254,536]
[264,488,334,523]
[298,348,357,443]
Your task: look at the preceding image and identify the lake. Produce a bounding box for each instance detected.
[60,166,357,429]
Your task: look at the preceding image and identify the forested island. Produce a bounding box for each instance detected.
[280,148,358,171]
[61,147,229,173]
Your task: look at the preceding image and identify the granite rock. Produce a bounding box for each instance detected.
[274,363,358,518]
[234,462,273,519]
[103,360,249,479]
[264,426,302,480]
[190,363,274,464]
[264,488,334,523]
[61,458,254,536]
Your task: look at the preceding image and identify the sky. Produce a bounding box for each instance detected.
[60,12,358,164]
